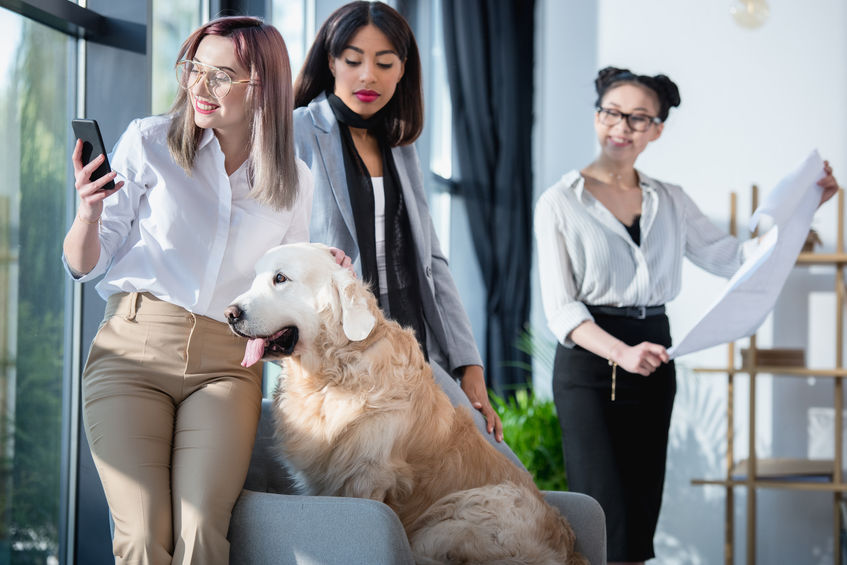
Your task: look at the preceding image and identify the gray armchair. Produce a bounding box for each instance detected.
[228,398,607,564]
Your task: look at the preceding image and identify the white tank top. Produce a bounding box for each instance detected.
[371,176,388,296]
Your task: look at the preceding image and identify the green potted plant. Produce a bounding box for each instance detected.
[491,327,567,491]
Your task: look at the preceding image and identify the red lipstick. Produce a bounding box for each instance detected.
[354,90,379,103]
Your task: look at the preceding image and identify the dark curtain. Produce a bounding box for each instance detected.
[442,0,535,395]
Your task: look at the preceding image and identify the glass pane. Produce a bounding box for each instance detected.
[429,0,452,180]
[428,0,452,252]
[152,0,203,115]
[0,7,74,564]
[272,0,308,79]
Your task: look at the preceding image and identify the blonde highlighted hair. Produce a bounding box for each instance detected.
[168,16,298,210]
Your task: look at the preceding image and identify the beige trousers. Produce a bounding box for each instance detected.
[82,292,263,565]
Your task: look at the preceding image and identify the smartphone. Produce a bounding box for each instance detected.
[71,118,115,191]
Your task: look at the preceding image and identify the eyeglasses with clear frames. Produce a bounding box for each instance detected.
[175,60,258,100]
[596,107,662,132]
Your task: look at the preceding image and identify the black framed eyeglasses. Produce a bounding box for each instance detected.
[596,107,662,132]
[175,59,257,100]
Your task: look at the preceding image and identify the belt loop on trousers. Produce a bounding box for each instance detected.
[125,292,139,321]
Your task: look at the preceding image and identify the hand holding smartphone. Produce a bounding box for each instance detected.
[71,118,116,191]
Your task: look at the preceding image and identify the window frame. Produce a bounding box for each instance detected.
[1,1,150,562]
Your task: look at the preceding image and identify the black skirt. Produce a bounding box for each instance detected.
[552,313,676,562]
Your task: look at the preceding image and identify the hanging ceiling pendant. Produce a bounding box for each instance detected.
[730,0,770,29]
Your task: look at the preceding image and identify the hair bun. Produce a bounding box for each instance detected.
[652,74,681,109]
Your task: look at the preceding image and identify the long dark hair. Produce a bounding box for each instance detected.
[294,1,423,146]
[168,16,299,210]
[594,66,681,122]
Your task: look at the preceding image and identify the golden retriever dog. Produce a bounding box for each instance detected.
[226,242,587,565]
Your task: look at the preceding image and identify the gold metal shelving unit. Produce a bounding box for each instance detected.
[691,187,846,565]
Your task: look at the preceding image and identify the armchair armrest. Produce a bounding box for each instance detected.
[544,491,606,565]
[228,490,415,565]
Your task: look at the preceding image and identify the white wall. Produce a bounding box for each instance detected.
[534,0,847,562]
[531,0,599,398]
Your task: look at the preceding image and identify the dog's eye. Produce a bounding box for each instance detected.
[274,273,287,285]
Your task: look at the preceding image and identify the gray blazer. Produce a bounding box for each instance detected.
[293,93,482,376]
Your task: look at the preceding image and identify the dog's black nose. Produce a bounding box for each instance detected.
[224,305,243,323]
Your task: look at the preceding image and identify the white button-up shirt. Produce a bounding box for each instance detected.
[64,115,313,322]
[534,169,757,346]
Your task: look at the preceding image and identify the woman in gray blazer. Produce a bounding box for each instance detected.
[292,1,508,450]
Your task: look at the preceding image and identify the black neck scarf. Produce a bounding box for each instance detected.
[327,93,428,359]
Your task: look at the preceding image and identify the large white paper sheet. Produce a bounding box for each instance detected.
[669,150,825,359]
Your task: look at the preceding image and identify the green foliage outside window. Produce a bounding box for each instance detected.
[0,15,68,563]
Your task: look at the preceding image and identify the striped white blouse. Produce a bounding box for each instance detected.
[534,169,757,346]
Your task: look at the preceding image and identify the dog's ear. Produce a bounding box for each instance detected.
[331,269,376,341]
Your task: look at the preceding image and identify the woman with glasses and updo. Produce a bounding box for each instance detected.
[534,66,839,564]
[291,0,519,461]
[61,17,327,564]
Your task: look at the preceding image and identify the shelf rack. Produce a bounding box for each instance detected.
[691,187,845,565]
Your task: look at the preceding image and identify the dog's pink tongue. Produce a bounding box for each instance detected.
[241,338,266,367]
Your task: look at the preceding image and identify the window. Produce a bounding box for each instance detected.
[271,0,312,79]
[426,0,452,255]
[428,0,452,182]
[0,7,76,563]
[151,0,205,114]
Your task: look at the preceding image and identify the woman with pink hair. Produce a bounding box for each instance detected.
[62,16,311,564]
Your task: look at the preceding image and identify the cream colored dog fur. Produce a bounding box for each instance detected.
[227,242,586,565]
